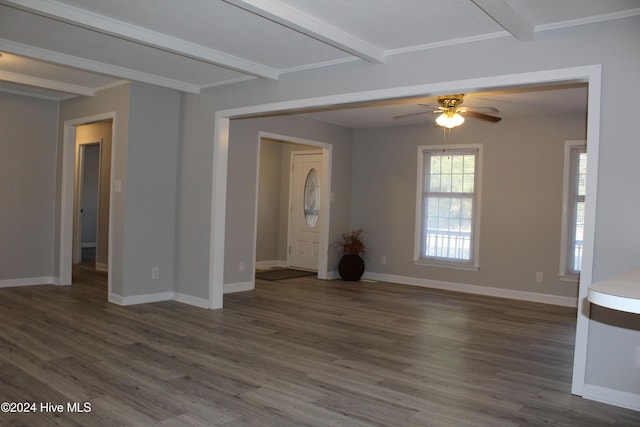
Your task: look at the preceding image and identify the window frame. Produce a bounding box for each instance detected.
[559,140,587,282]
[413,144,482,271]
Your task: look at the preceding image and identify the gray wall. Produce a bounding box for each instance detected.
[0,92,58,281]
[256,138,282,263]
[351,114,586,298]
[123,83,181,297]
[59,82,181,298]
[176,16,640,396]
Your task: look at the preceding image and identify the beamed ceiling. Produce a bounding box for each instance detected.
[1,0,637,126]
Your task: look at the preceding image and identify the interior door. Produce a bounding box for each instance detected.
[73,141,101,264]
[288,152,323,270]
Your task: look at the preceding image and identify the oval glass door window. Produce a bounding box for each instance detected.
[304,168,320,227]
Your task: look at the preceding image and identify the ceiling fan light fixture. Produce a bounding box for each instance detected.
[436,112,465,128]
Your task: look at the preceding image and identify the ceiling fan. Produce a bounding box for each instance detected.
[394,94,502,128]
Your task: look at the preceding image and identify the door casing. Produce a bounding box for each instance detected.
[60,112,116,301]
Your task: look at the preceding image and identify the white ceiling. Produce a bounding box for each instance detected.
[0,0,637,126]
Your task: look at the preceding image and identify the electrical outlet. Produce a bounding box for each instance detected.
[238,261,245,272]
[380,256,387,266]
[536,272,543,283]
[151,267,159,279]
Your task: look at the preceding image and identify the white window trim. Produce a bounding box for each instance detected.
[413,144,483,271]
[559,140,586,282]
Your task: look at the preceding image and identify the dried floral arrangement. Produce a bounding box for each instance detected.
[337,228,366,256]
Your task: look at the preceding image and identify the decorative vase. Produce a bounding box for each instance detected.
[338,254,365,281]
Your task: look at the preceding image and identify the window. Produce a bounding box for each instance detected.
[303,168,320,227]
[560,141,587,280]
[414,145,482,270]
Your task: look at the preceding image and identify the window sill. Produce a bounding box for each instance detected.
[413,259,479,272]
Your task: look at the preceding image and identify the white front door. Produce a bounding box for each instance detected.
[288,152,323,270]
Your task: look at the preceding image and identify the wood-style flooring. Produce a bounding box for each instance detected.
[0,264,639,426]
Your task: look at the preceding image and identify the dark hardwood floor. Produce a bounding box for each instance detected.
[1,265,639,426]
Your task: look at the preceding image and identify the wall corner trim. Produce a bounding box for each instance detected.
[95,263,109,272]
[224,281,254,294]
[583,384,640,412]
[174,292,209,308]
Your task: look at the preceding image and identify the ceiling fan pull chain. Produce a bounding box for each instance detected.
[442,126,447,152]
[442,126,453,156]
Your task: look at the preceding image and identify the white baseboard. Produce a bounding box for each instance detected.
[109,291,175,306]
[361,272,578,307]
[583,384,640,412]
[174,292,209,308]
[108,293,124,305]
[255,260,287,270]
[95,262,108,272]
[326,270,340,280]
[81,242,96,248]
[3,277,209,309]
[0,276,56,288]
[108,291,210,309]
[109,281,257,306]
[224,281,254,294]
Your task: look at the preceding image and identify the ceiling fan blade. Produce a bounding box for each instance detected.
[393,111,433,120]
[417,104,443,109]
[466,106,500,113]
[464,110,502,123]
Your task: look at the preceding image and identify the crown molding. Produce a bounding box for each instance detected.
[535,8,640,32]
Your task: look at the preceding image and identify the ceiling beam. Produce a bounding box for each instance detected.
[0,39,202,94]
[0,69,94,96]
[224,0,386,63]
[4,0,280,79]
[471,0,535,41]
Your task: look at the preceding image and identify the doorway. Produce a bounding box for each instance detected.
[213,66,602,395]
[254,133,332,283]
[60,113,115,298]
[75,142,101,266]
[73,120,113,273]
